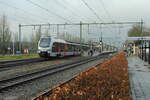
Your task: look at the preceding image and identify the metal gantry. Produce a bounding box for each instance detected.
[18,21,143,52]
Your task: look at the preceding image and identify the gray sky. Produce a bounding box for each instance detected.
[0,0,149,46]
[1,0,149,24]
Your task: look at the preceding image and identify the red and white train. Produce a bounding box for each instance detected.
[38,36,90,57]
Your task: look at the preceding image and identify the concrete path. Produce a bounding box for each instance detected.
[128,56,150,100]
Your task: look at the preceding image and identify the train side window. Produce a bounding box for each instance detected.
[52,42,57,52]
[71,45,74,51]
[68,44,72,52]
[60,43,64,52]
[73,45,75,51]
[65,44,68,51]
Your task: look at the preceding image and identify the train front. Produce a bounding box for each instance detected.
[38,37,51,57]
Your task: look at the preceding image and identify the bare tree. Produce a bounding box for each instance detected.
[0,15,12,54]
[128,25,150,37]
[29,27,41,53]
[35,27,41,48]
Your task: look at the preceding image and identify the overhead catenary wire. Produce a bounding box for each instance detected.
[80,0,103,22]
[97,0,116,38]
[53,0,79,18]
[54,0,83,21]
[55,0,95,22]
[0,1,48,23]
[64,0,96,22]
[26,0,72,23]
[97,0,116,39]
[98,0,114,22]
[0,14,32,25]
[19,22,142,27]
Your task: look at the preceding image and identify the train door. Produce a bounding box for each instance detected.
[64,44,68,56]
[52,42,57,56]
[73,45,75,55]
[60,43,65,57]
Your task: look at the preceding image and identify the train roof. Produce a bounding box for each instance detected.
[40,36,66,43]
[52,38,66,43]
[66,40,90,46]
[40,36,90,46]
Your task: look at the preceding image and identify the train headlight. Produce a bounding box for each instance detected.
[38,50,41,53]
[47,50,51,53]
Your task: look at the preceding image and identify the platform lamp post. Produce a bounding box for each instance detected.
[139,44,141,58]
[99,40,102,53]
[148,41,150,64]
[144,41,147,62]
[141,19,144,60]
[137,38,140,58]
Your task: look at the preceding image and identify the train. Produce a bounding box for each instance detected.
[37,36,91,58]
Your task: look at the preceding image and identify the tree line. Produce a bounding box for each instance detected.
[0,15,86,55]
[0,15,12,55]
[128,25,150,37]
[0,15,42,55]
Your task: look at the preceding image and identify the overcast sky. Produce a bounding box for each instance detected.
[0,0,149,46]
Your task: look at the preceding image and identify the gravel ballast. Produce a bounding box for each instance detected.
[0,54,112,100]
[0,56,87,80]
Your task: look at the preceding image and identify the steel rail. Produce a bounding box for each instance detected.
[0,52,114,92]
[0,58,48,68]
[33,52,116,100]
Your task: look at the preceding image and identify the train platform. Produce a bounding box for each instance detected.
[128,56,150,100]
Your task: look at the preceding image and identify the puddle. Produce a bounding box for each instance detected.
[0,68,9,72]
[144,64,149,66]
[136,70,146,72]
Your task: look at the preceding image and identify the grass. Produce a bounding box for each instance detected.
[0,54,39,61]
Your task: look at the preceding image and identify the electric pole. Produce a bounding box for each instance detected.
[19,24,21,53]
[57,24,59,38]
[80,21,82,51]
[2,16,5,55]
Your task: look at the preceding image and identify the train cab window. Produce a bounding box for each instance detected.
[39,38,51,47]
[53,43,64,52]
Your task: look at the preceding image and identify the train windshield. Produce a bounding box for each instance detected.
[39,38,51,47]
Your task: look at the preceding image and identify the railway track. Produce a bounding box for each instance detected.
[0,58,50,68]
[0,52,115,93]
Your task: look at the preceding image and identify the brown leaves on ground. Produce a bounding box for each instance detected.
[38,51,131,100]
